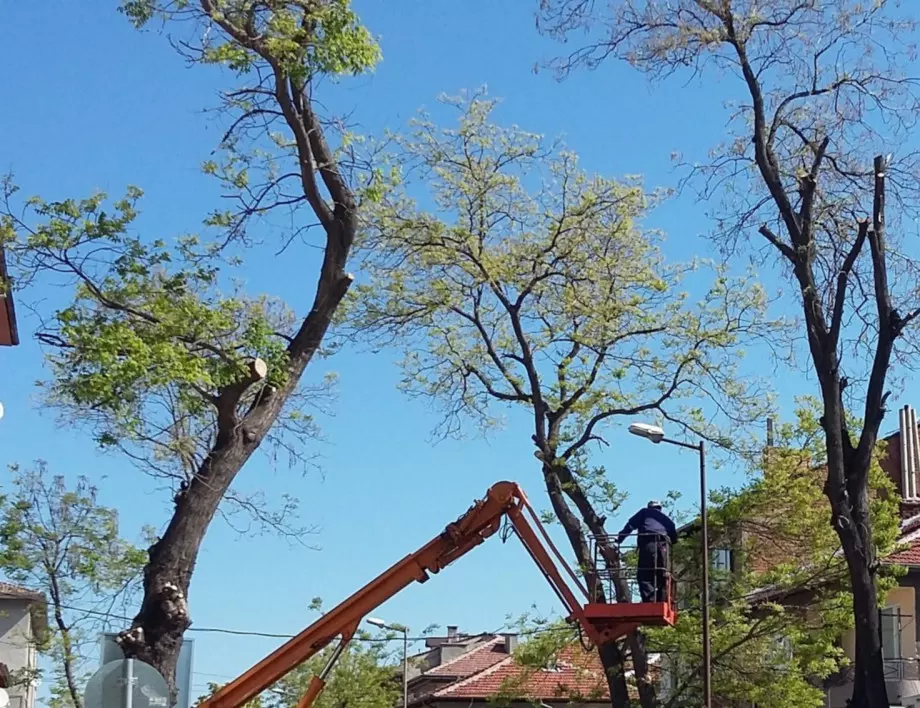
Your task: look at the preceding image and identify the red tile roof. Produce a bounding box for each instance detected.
[431,647,610,702]
[425,638,509,678]
[887,539,920,566]
[882,513,920,567]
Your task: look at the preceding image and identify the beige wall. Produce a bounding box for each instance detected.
[840,585,917,662]
[0,599,37,708]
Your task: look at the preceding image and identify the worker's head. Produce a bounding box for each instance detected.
[647,500,662,509]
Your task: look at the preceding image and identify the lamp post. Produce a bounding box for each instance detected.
[367,617,409,708]
[628,422,711,708]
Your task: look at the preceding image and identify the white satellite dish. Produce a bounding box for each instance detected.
[0,687,10,708]
[0,401,5,420]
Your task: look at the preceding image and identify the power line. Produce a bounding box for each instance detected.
[50,601,572,641]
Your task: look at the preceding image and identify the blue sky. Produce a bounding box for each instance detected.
[2,0,919,703]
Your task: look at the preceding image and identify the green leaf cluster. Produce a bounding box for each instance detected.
[121,1,380,82]
[195,631,400,708]
[0,462,151,708]
[2,185,299,477]
[347,90,779,451]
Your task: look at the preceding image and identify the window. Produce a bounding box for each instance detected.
[775,636,793,662]
[881,606,902,660]
[711,548,733,573]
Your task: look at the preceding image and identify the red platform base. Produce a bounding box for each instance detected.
[582,601,677,643]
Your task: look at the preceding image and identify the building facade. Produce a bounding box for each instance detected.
[664,404,920,707]
[0,583,47,708]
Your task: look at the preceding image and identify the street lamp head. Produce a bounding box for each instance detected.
[628,422,665,443]
[367,617,408,633]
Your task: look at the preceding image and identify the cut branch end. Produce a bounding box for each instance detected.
[249,357,268,382]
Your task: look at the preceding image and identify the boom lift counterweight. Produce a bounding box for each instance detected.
[200,481,676,708]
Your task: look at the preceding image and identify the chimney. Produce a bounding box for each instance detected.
[503,633,518,654]
[446,626,458,642]
[900,405,920,500]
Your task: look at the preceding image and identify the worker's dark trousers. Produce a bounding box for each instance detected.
[637,538,669,602]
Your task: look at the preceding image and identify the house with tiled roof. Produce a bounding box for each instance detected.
[405,626,646,707]
[0,582,47,708]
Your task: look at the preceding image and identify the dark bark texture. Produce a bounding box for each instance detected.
[540,456,657,708]
[115,2,358,700]
[535,2,917,704]
[728,12,901,702]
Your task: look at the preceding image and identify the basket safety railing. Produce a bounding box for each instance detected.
[588,532,676,607]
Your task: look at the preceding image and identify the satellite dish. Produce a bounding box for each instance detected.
[0,687,10,708]
[84,659,169,708]
[0,401,5,420]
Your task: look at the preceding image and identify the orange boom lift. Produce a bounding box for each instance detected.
[200,481,676,708]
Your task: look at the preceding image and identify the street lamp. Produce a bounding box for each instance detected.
[367,617,409,708]
[628,422,711,708]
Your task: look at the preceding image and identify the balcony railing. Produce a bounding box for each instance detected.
[884,658,920,681]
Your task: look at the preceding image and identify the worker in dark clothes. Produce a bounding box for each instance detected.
[615,500,678,603]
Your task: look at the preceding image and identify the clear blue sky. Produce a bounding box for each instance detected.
[2,1,919,702]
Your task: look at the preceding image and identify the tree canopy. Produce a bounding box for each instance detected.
[195,630,400,708]
[535,2,920,705]
[347,90,781,707]
[0,0,381,696]
[350,91,777,445]
[0,462,150,708]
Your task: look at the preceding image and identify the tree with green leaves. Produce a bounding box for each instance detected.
[647,403,901,707]
[347,90,779,707]
[195,628,400,708]
[266,634,400,708]
[2,0,381,698]
[504,403,901,707]
[0,462,150,708]
[536,2,920,705]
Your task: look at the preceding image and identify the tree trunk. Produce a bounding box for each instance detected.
[48,572,83,708]
[839,502,887,708]
[821,387,888,708]
[538,461,659,707]
[117,435,259,697]
[108,0,360,680]
[117,252,353,700]
[599,641,634,708]
[628,632,658,708]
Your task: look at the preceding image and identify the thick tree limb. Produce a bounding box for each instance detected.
[855,156,894,470]
[758,224,795,261]
[561,355,694,459]
[829,220,869,348]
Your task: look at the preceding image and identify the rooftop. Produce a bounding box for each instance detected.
[428,646,611,702]
[0,581,44,602]
[421,637,509,679]
[407,627,657,704]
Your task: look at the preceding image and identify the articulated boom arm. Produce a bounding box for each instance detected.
[200,481,662,708]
